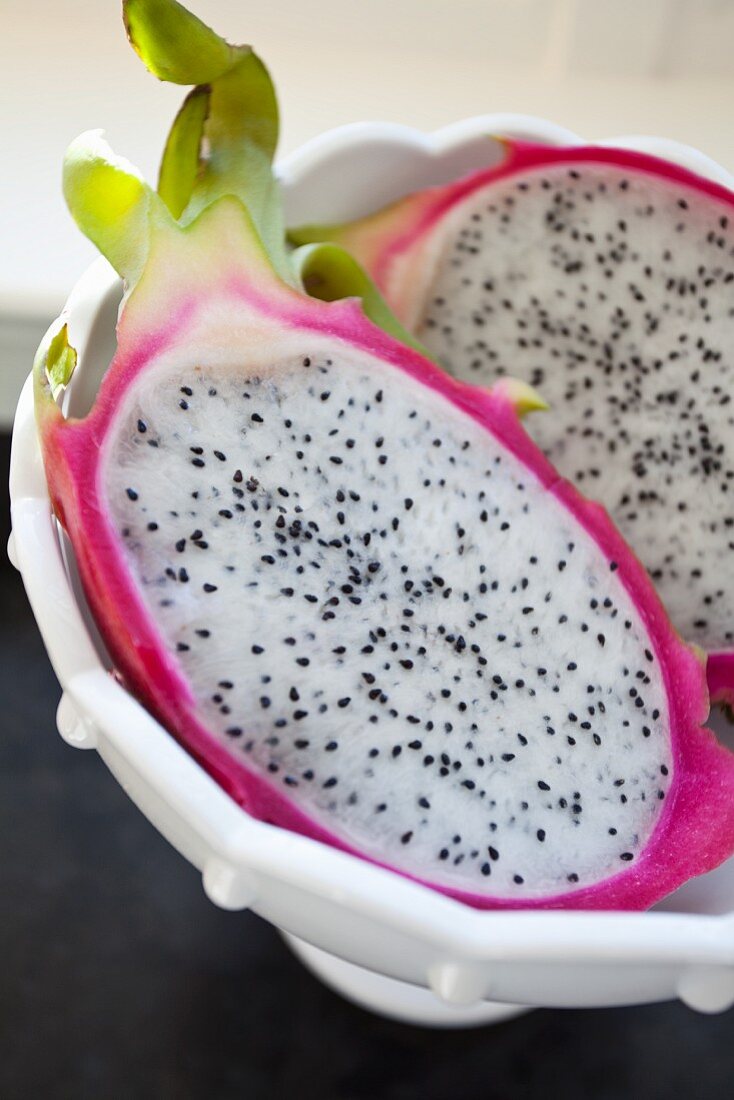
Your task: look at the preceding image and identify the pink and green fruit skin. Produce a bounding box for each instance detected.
[292,141,734,704]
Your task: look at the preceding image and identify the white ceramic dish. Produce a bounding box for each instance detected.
[9,115,734,1026]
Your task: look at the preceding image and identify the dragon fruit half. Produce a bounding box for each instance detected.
[34,0,734,910]
[291,141,734,704]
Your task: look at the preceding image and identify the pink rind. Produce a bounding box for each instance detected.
[39,257,734,911]
[708,653,734,708]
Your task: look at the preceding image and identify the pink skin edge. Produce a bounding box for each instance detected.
[39,264,734,911]
[707,654,734,709]
[355,140,734,702]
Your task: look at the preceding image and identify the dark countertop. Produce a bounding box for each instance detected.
[2,434,732,1100]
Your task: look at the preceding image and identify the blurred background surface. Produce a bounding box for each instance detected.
[3,0,734,421]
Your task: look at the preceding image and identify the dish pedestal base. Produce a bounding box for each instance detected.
[282,933,530,1028]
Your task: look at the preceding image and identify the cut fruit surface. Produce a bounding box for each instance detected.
[292,142,734,698]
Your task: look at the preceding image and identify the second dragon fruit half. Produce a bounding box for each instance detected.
[33,0,734,910]
[292,142,734,704]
